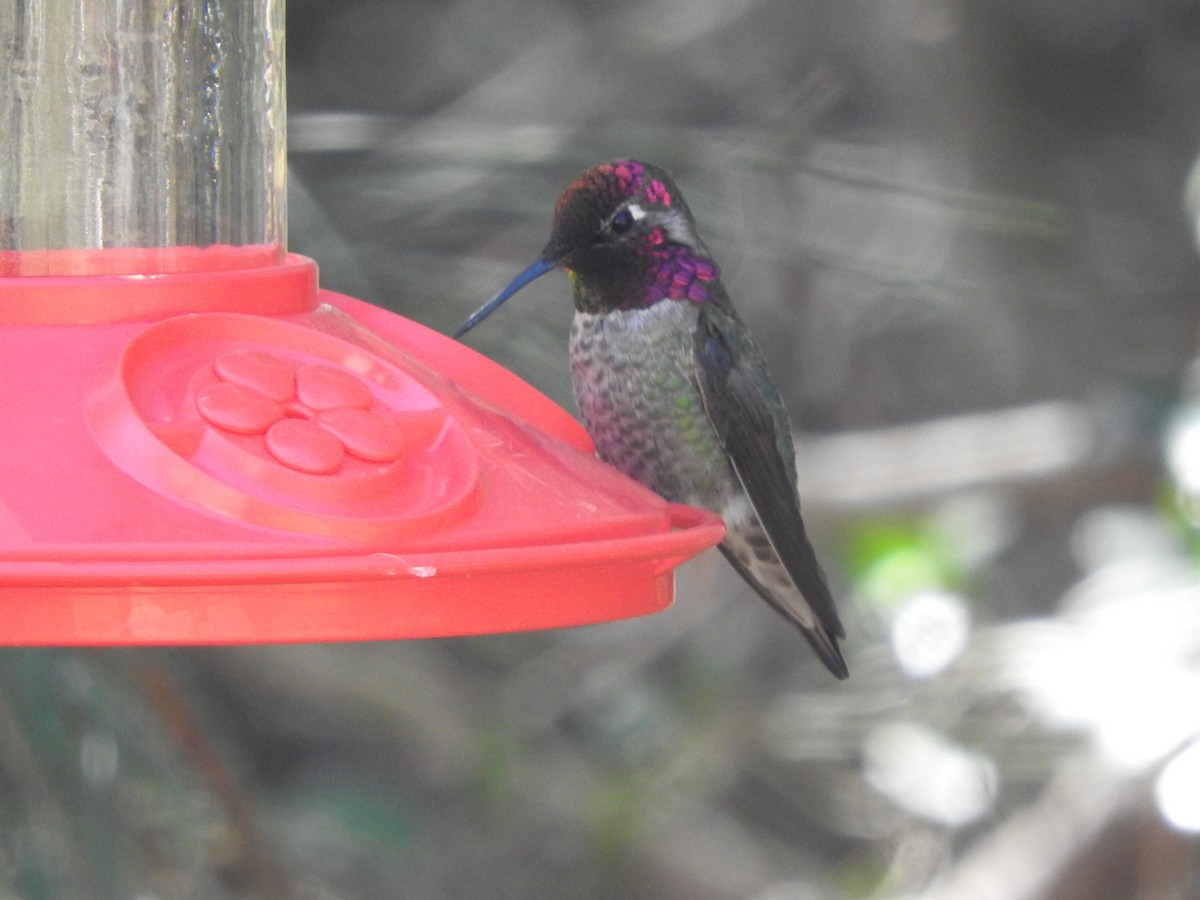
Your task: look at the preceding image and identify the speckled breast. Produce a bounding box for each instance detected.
[568,302,734,509]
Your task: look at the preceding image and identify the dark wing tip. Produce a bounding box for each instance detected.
[801,624,850,680]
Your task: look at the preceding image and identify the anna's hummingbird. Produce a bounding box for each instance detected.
[456,160,847,679]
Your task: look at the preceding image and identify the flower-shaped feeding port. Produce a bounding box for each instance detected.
[197,351,411,475]
[89,312,473,543]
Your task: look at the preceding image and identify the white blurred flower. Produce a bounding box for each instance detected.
[864,721,997,827]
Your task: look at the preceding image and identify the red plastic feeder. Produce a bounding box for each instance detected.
[0,9,723,645]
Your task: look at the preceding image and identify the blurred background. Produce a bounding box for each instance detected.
[6,0,1200,897]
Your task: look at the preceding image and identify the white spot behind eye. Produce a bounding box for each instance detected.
[661,208,696,244]
[626,203,647,221]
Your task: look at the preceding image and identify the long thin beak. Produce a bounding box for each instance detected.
[454,256,558,339]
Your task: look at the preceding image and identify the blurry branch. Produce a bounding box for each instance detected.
[207,643,491,787]
[912,751,1136,900]
[799,144,1069,241]
[795,397,1124,510]
[0,674,89,893]
[135,658,293,899]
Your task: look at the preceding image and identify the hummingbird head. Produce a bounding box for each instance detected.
[455,160,720,337]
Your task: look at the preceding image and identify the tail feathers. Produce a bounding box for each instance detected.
[799,621,849,681]
[718,543,849,680]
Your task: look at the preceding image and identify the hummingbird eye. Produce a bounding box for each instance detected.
[609,208,635,235]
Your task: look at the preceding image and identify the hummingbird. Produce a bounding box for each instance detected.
[456,160,847,679]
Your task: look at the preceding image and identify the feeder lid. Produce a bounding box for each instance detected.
[0,250,724,645]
